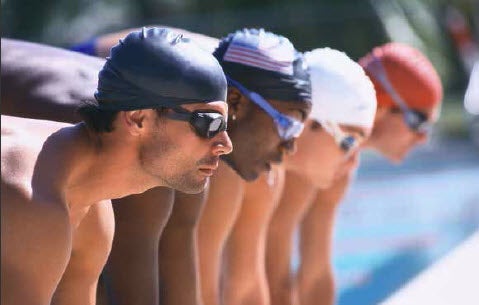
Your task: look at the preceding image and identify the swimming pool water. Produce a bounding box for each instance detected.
[294,139,479,305]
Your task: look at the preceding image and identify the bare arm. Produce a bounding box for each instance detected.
[198,161,245,305]
[52,200,114,305]
[158,189,208,305]
[102,187,174,305]
[296,173,353,305]
[222,167,285,305]
[266,171,318,305]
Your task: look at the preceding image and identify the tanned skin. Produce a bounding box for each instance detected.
[76,27,221,305]
[85,28,311,305]
[294,105,439,305]
[1,39,177,305]
[266,120,367,305]
[1,38,233,305]
[221,165,285,305]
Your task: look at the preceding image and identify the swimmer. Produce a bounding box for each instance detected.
[75,27,312,305]
[1,27,232,305]
[260,48,377,305]
[266,43,443,305]
[1,35,180,305]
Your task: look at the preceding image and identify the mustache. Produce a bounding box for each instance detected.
[197,156,220,167]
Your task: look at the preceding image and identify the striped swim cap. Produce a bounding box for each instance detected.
[213,28,311,103]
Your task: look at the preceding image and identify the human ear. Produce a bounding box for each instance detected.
[227,86,250,121]
[122,110,146,136]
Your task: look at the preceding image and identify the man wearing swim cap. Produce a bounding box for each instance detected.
[1,27,232,305]
[196,29,311,305]
[267,43,443,305]
[231,48,375,305]
[1,37,180,305]
[72,27,311,305]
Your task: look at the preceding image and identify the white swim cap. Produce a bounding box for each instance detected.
[305,48,377,128]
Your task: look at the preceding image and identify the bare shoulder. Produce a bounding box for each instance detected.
[1,115,70,192]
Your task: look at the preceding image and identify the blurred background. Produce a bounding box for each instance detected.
[2,0,478,304]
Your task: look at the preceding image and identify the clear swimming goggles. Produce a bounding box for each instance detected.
[226,76,305,141]
[321,121,360,157]
[364,55,432,134]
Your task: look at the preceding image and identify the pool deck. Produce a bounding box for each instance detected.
[381,230,479,305]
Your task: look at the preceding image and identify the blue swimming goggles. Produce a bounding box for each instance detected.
[364,55,431,134]
[320,121,360,157]
[226,76,305,141]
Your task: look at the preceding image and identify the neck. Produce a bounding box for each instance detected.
[60,125,160,210]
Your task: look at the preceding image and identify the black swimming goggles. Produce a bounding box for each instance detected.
[226,76,305,141]
[365,55,432,134]
[165,106,227,139]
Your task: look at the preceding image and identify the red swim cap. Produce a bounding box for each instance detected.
[359,42,443,109]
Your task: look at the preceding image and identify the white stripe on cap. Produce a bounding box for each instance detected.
[223,29,296,75]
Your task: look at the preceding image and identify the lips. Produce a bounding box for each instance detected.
[198,168,215,177]
[198,158,220,176]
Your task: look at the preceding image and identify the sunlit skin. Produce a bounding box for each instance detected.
[366,105,439,163]
[71,28,314,305]
[265,120,369,305]
[291,105,440,305]
[1,38,235,305]
[218,101,307,305]
[1,99,232,305]
[112,87,310,305]
[198,95,311,305]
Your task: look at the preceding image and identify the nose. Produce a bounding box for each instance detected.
[211,131,233,156]
[280,139,297,156]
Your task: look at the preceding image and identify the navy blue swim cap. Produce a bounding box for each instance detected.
[213,28,311,104]
[95,27,227,110]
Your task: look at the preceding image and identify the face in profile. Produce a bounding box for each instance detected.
[369,105,438,163]
[223,98,311,181]
[139,101,233,194]
[286,120,369,189]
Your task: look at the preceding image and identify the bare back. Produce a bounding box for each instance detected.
[1,38,104,123]
[1,115,73,305]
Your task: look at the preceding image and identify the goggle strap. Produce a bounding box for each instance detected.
[226,76,284,123]
[366,56,410,114]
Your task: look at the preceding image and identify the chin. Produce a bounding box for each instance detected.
[316,176,334,190]
[221,155,260,181]
[392,150,410,164]
[170,177,208,194]
[238,168,260,182]
[380,147,406,164]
